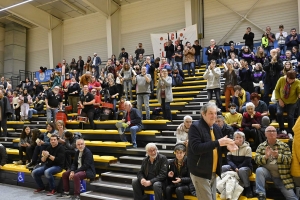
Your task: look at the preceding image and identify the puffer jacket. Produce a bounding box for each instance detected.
[291,117,300,177]
[216,171,244,200]
[226,141,253,171]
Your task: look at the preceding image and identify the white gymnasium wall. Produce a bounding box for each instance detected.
[121,0,186,57]
[0,26,4,74]
[63,13,107,63]
[26,27,49,73]
[203,0,299,47]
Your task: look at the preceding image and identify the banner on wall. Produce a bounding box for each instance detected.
[150,24,198,59]
[35,68,62,82]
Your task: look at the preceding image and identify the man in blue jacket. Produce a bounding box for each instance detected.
[187,102,238,200]
[285,28,300,50]
[117,101,143,148]
[59,139,96,200]
[92,53,101,75]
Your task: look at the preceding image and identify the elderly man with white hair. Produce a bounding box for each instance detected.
[116,101,143,148]
[132,143,168,200]
[174,115,193,145]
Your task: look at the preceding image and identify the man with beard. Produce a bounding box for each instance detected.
[0,90,10,137]
[132,143,168,200]
[45,86,63,123]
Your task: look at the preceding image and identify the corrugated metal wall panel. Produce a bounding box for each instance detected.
[203,0,299,47]
[121,0,185,56]
[26,27,49,72]
[63,13,107,63]
[0,27,4,74]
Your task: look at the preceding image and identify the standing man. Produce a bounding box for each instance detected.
[0,90,10,137]
[92,53,101,76]
[164,40,175,66]
[243,27,255,51]
[133,66,152,120]
[275,25,288,55]
[285,28,300,51]
[262,26,275,56]
[205,39,219,68]
[33,80,44,100]
[45,86,63,124]
[188,103,238,200]
[0,77,7,89]
[255,126,298,200]
[32,134,65,196]
[79,85,95,130]
[77,56,84,75]
[0,143,7,169]
[118,47,129,60]
[135,43,145,60]
[116,101,143,148]
[132,143,168,200]
[184,42,196,77]
[60,139,96,200]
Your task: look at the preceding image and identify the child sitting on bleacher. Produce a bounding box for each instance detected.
[165,143,196,200]
[115,96,126,120]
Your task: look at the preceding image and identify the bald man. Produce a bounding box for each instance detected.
[254,126,297,200]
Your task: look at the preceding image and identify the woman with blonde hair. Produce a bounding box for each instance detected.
[56,120,67,144]
[281,61,292,76]
[254,46,266,65]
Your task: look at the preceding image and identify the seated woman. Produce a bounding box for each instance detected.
[241,102,262,142]
[56,120,67,144]
[174,115,192,145]
[14,126,32,165]
[165,143,196,200]
[27,123,57,169]
[28,96,45,121]
[222,131,253,198]
[25,128,42,167]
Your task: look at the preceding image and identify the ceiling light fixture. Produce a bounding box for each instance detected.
[0,0,33,12]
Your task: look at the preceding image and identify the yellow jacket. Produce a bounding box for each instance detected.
[291,116,300,177]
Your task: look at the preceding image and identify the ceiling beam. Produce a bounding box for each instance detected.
[0,0,61,30]
[82,0,108,18]
[61,0,86,15]
[82,0,119,18]
[6,16,33,28]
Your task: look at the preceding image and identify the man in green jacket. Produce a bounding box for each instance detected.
[274,70,300,138]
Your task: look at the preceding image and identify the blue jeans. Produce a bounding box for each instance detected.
[46,108,58,123]
[277,102,297,133]
[217,58,227,65]
[123,80,133,100]
[167,58,174,67]
[264,46,274,56]
[185,62,195,76]
[119,125,142,145]
[195,55,201,66]
[278,44,286,55]
[174,61,182,70]
[255,167,297,199]
[137,94,150,120]
[28,109,38,119]
[32,165,62,190]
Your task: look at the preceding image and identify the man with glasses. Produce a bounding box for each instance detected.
[274,70,300,139]
[254,126,297,200]
[59,139,96,200]
[132,143,168,200]
[45,86,63,123]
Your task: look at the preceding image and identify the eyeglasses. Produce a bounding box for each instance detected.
[266,130,277,133]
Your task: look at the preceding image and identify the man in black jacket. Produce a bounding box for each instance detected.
[216,115,234,154]
[187,103,237,200]
[60,139,96,200]
[132,143,168,200]
[117,101,143,148]
[33,80,44,99]
[165,40,175,67]
[32,134,65,196]
[0,143,7,169]
[243,27,255,51]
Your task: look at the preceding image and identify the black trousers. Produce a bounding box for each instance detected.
[165,184,190,200]
[132,178,164,200]
[19,146,33,161]
[0,117,7,137]
[64,149,75,170]
[81,109,95,129]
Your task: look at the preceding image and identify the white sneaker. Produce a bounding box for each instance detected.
[282,130,287,135]
[288,133,293,140]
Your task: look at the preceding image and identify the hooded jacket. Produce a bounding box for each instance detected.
[226,141,253,171]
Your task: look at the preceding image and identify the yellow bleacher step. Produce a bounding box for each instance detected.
[67,129,159,135]
[149,98,193,103]
[6,148,24,155]
[84,141,132,147]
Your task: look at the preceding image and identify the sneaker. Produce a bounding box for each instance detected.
[257,193,266,200]
[133,144,137,148]
[34,188,45,194]
[288,133,293,140]
[47,190,56,196]
[13,160,23,165]
[72,196,80,200]
[26,162,35,169]
[245,190,253,198]
[56,192,71,199]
